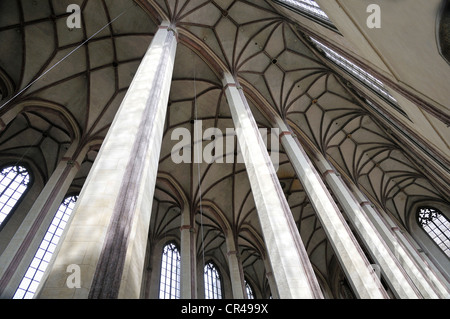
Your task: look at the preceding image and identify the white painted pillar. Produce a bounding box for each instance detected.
[38,22,178,299]
[350,186,449,298]
[311,148,426,298]
[275,117,388,299]
[0,142,87,299]
[225,236,245,299]
[263,257,280,299]
[180,206,197,299]
[223,73,323,299]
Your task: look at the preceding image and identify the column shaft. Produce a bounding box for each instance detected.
[223,73,322,299]
[38,22,177,299]
[0,143,86,298]
[180,206,197,299]
[312,147,424,298]
[351,186,449,298]
[275,117,388,299]
[226,237,245,299]
[263,257,279,299]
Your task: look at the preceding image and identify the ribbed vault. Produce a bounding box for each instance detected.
[0,0,448,299]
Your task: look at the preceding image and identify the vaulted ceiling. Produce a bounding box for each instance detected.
[0,0,448,298]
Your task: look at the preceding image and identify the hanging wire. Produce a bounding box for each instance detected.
[193,50,206,273]
[0,3,135,112]
[0,2,136,188]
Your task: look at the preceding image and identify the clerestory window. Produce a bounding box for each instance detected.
[308,37,410,118]
[0,165,30,227]
[273,0,337,31]
[159,242,181,299]
[417,207,450,258]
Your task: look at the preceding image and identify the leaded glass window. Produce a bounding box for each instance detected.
[159,242,181,299]
[418,207,450,258]
[204,262,223,299]
[0,165,30,226]
[13,195,78,299]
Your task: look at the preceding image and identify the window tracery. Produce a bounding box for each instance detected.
[159,242,181,299]
[417,206,450,258]
[0,165,30,227]
[204,262,223,299]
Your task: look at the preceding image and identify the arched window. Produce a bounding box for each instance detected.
[204,262,223,299]
[0,165,30,226]
[245,279,255,299]
[13,195,78,299]
[417,207,450,258]
[159,242,181,299]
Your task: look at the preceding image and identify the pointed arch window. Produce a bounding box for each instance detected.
[245,279,255,299]
[417,207,450,258]
[204,262,223,299]
[159,242,181,299]
[13,195,78,299]
[0,165,30,226]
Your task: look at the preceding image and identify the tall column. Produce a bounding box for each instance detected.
[226,235,245,299]
[275,117,388,299]
[263,257,280,299]
[350,186,449,298]
[223,73,323,299]
[38,22,178,299]
[0,142,87,298]
[310,144,426,298]
[180,206,197,299]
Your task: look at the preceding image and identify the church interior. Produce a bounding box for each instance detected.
[0,0,449,299]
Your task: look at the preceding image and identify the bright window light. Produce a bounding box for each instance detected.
[159,242,181,299]
[309,37,399,106]
[13,195,78,299]
[204,262,223,299]
[245,280,255,299]
[418,207,450,258]
[0,165,30,226]
[274,0,336,29]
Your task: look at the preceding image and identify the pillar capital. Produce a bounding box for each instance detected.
[159,21,179,42]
